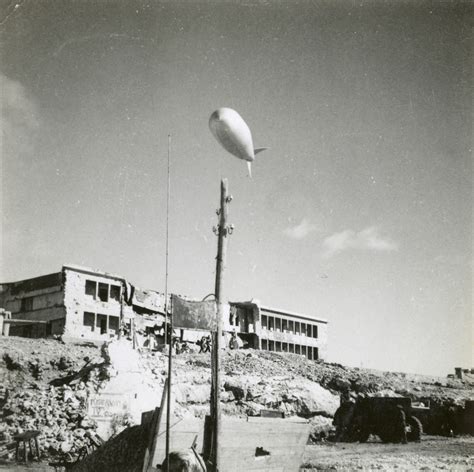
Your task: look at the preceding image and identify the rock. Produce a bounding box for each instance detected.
[73,428,86,438]
[175,383,209,405]
[246,386,261,401]
[2,353,24,371]
[60,440,73,453]
[79,417,96,429]
[258,391,279,407]
[223,379,246,400]
[57,356,74,371]
[221,391,235,402]
[328,376,351,392]
[281,379,339,417]
[308,416,335,442]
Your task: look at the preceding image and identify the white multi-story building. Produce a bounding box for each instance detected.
[227,301,327,361]
[1,265,328,361]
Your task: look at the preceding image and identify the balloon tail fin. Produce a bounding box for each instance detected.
[247,161,252,178]
[254,147,269,155]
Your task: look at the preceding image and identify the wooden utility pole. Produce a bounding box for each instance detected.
[210,178,232,472]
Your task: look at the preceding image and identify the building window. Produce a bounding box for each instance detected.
[261,314,268,329]
[110,285,121,302]
[301,323,306,336]
[295,344,301,354]
[275,317,281,331]
[282,319,288,332]
[21,297,34,311]
[262,339,268,350]
[289,343,295,353]
[269,340,275,351]
[96,314,108,334]
[295,322,300,334]
[275,341,282,352]
[229,306,237,325]
[301,345,307,356]
[313,347,319,360]
[85,280,97,299]
[98,283,109,302]
[84,312,121,336]
[289,320,294,333]
[83,312,95,331]
[282,342,288,352]
[268,317,274,331]
[306,324,312,337]
[312,325,318,338]
[237,307,248,328]
[243,313,250,332]
[109,316,120,333]
[307,346,313,360]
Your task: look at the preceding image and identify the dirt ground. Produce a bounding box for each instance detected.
[301,436,474,471]
[0,436,472,471]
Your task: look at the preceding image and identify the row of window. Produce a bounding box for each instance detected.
[261,339,319,360]
[83,311,119,335]
[85,280,121,303]
[261,314,318,338]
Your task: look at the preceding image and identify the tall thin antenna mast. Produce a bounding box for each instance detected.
[164,134,172,469]
[164,134,171,344]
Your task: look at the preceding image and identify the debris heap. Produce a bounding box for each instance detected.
[0,338,105,461]
[1,336,473,464]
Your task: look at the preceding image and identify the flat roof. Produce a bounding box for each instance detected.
[0,264,127,286]
[0,271,61,287]
[230,300,328,324]
[1,272,63,295]
[63,264,126,281]
[260,305,328,324]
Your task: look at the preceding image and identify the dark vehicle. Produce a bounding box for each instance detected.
[336,396,424,443]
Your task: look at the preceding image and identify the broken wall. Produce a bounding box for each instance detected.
[63,267,127,341]
[0,272,65,337]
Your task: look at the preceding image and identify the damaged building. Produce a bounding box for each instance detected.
[227,302,327,361]
[0,265,328,360]
[0,265,166,341]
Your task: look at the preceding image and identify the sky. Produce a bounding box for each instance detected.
[1,0,472,376]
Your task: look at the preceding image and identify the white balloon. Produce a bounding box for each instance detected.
[209,107,267,177]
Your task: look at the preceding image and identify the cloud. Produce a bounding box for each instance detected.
[1,73,39,154]
[322,226,398,258]
[283,218,318,240]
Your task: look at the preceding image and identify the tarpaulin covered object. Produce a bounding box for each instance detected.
[171,295,217,331]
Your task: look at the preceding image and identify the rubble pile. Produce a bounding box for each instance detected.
[138,349,340,420]
[0,338,104,461]
[230,350,474,403]
[1,383,100,458]
[1,336,473,464]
